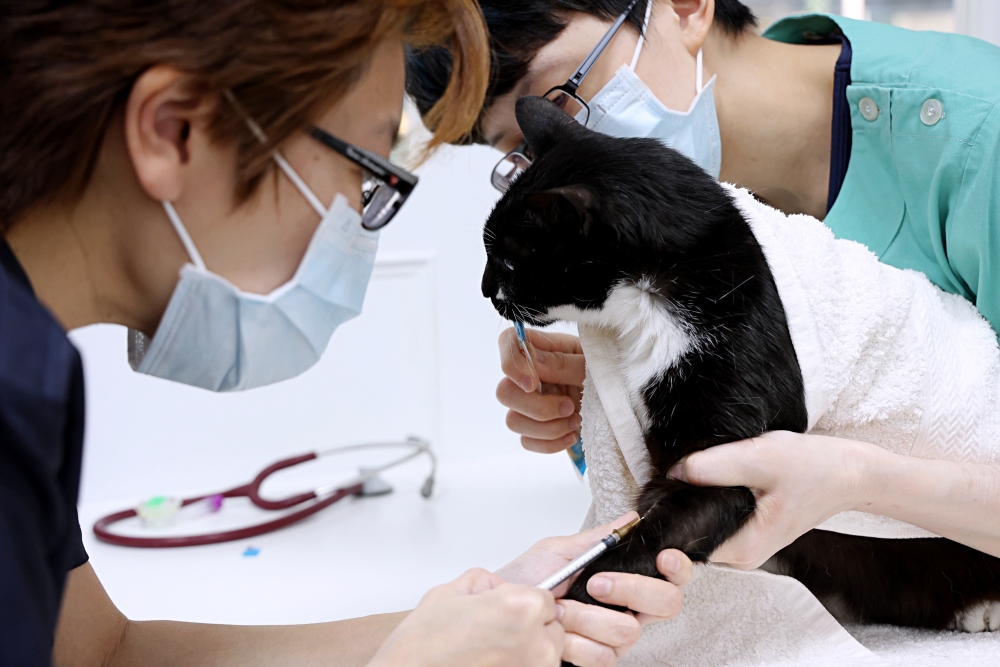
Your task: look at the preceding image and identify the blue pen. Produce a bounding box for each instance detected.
[513,322,587,479]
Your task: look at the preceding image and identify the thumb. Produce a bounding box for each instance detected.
[450,568,507,595]
[667,440,770,489]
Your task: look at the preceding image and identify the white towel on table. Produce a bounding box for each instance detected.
[725,185,1000,539]
[576,184,1000,665]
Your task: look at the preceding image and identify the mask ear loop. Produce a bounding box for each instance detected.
[223,90,329,219]
[162,202,207,270]
[696,48,704,93]
[161,92,331,272]
[629,0,654,71]
[272,154,328,219]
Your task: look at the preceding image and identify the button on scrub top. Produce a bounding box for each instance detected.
[765,14,1000,336]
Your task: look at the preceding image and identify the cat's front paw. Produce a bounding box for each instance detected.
[948,600,1000,632]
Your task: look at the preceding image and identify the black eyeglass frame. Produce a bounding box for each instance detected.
[309,126,419,231]
[490,0,642,192]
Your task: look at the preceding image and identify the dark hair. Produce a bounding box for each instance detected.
[407,0,755,145]
[0,0,489,229]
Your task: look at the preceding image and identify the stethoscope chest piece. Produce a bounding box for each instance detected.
[357,468,393,497]
[94,437,435,548]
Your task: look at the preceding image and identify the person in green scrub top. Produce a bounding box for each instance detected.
[407,0,1000,587]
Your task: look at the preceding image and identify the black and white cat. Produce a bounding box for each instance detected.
[482,95,1000,631]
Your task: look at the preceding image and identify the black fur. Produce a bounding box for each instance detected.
[482,95,1000,635]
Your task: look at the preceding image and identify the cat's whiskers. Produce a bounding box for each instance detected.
[483,228,497,252]
[708,276,754,305]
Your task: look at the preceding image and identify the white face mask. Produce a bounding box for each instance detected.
[584,5,722,179]
[129,155,378,392]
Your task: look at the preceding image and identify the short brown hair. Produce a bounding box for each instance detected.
[0,0,489,229]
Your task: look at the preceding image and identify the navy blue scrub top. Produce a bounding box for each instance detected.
[828,33,853,213]
[0,239,89,666]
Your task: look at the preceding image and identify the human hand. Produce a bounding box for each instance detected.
[368,568,564,667]
[667,431,864,570]
[497,512,693,667]
[496,327,585,454]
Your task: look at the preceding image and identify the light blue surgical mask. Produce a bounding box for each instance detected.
[128,155,378,392]
[585,16,722,179]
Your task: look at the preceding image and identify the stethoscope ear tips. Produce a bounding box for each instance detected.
[420,476,434,498]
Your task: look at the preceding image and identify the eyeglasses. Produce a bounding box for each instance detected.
[490,0,641,193]
[309,126,418,231]
[225,89,418,231]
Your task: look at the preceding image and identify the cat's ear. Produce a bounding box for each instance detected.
[525,185,600,235]
[515,96,584,159]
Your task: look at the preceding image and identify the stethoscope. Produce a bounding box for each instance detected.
[93,437,436,548]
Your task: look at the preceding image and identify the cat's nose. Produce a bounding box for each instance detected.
[482,266,499,299]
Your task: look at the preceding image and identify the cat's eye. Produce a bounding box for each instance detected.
[504,260,515,271]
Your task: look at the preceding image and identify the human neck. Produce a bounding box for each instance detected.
[4,128,185,333]
[6,195,141,332]
[5,201,100,330]
[707,31,841,219]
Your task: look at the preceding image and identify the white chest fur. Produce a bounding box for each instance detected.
[548,278,695,430]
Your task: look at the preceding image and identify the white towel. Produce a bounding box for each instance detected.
[724,184,1000,538]
[576,184,1000,665]
[579,351,887,666]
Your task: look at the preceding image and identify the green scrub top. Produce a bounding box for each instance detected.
[764,14,1000,336]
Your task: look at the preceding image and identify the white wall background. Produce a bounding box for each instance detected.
[70,3,1000,625]
[73,143,522,506]
[747,0,1000,44]
[75,0,1000,510]
[72,138,597,627]
[954,0,1000,45]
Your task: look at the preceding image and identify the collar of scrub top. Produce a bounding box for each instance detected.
[490,0,645,192]
[92,437,436,548]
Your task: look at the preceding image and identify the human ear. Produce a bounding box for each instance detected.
[669,0,715,55]
[124,65,219,203]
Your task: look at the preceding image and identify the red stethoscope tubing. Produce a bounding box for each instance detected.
[92,452,362,548]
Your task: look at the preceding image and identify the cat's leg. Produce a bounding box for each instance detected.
[772,531,1000,630]
[564,476,755,608]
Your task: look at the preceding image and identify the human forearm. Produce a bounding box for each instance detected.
[671,432,1000,569]
[54,563,404,667]
[853,441,1000,557]
[108,613,405,667]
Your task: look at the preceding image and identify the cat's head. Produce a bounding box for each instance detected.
[482,95,738,327]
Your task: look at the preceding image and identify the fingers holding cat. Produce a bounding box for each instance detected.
[558,549,691,666]
[495,512,693,667]
[668,431,860,570]
[587,550,692,622]
[558,601,639,667]
[497,327,586,453]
